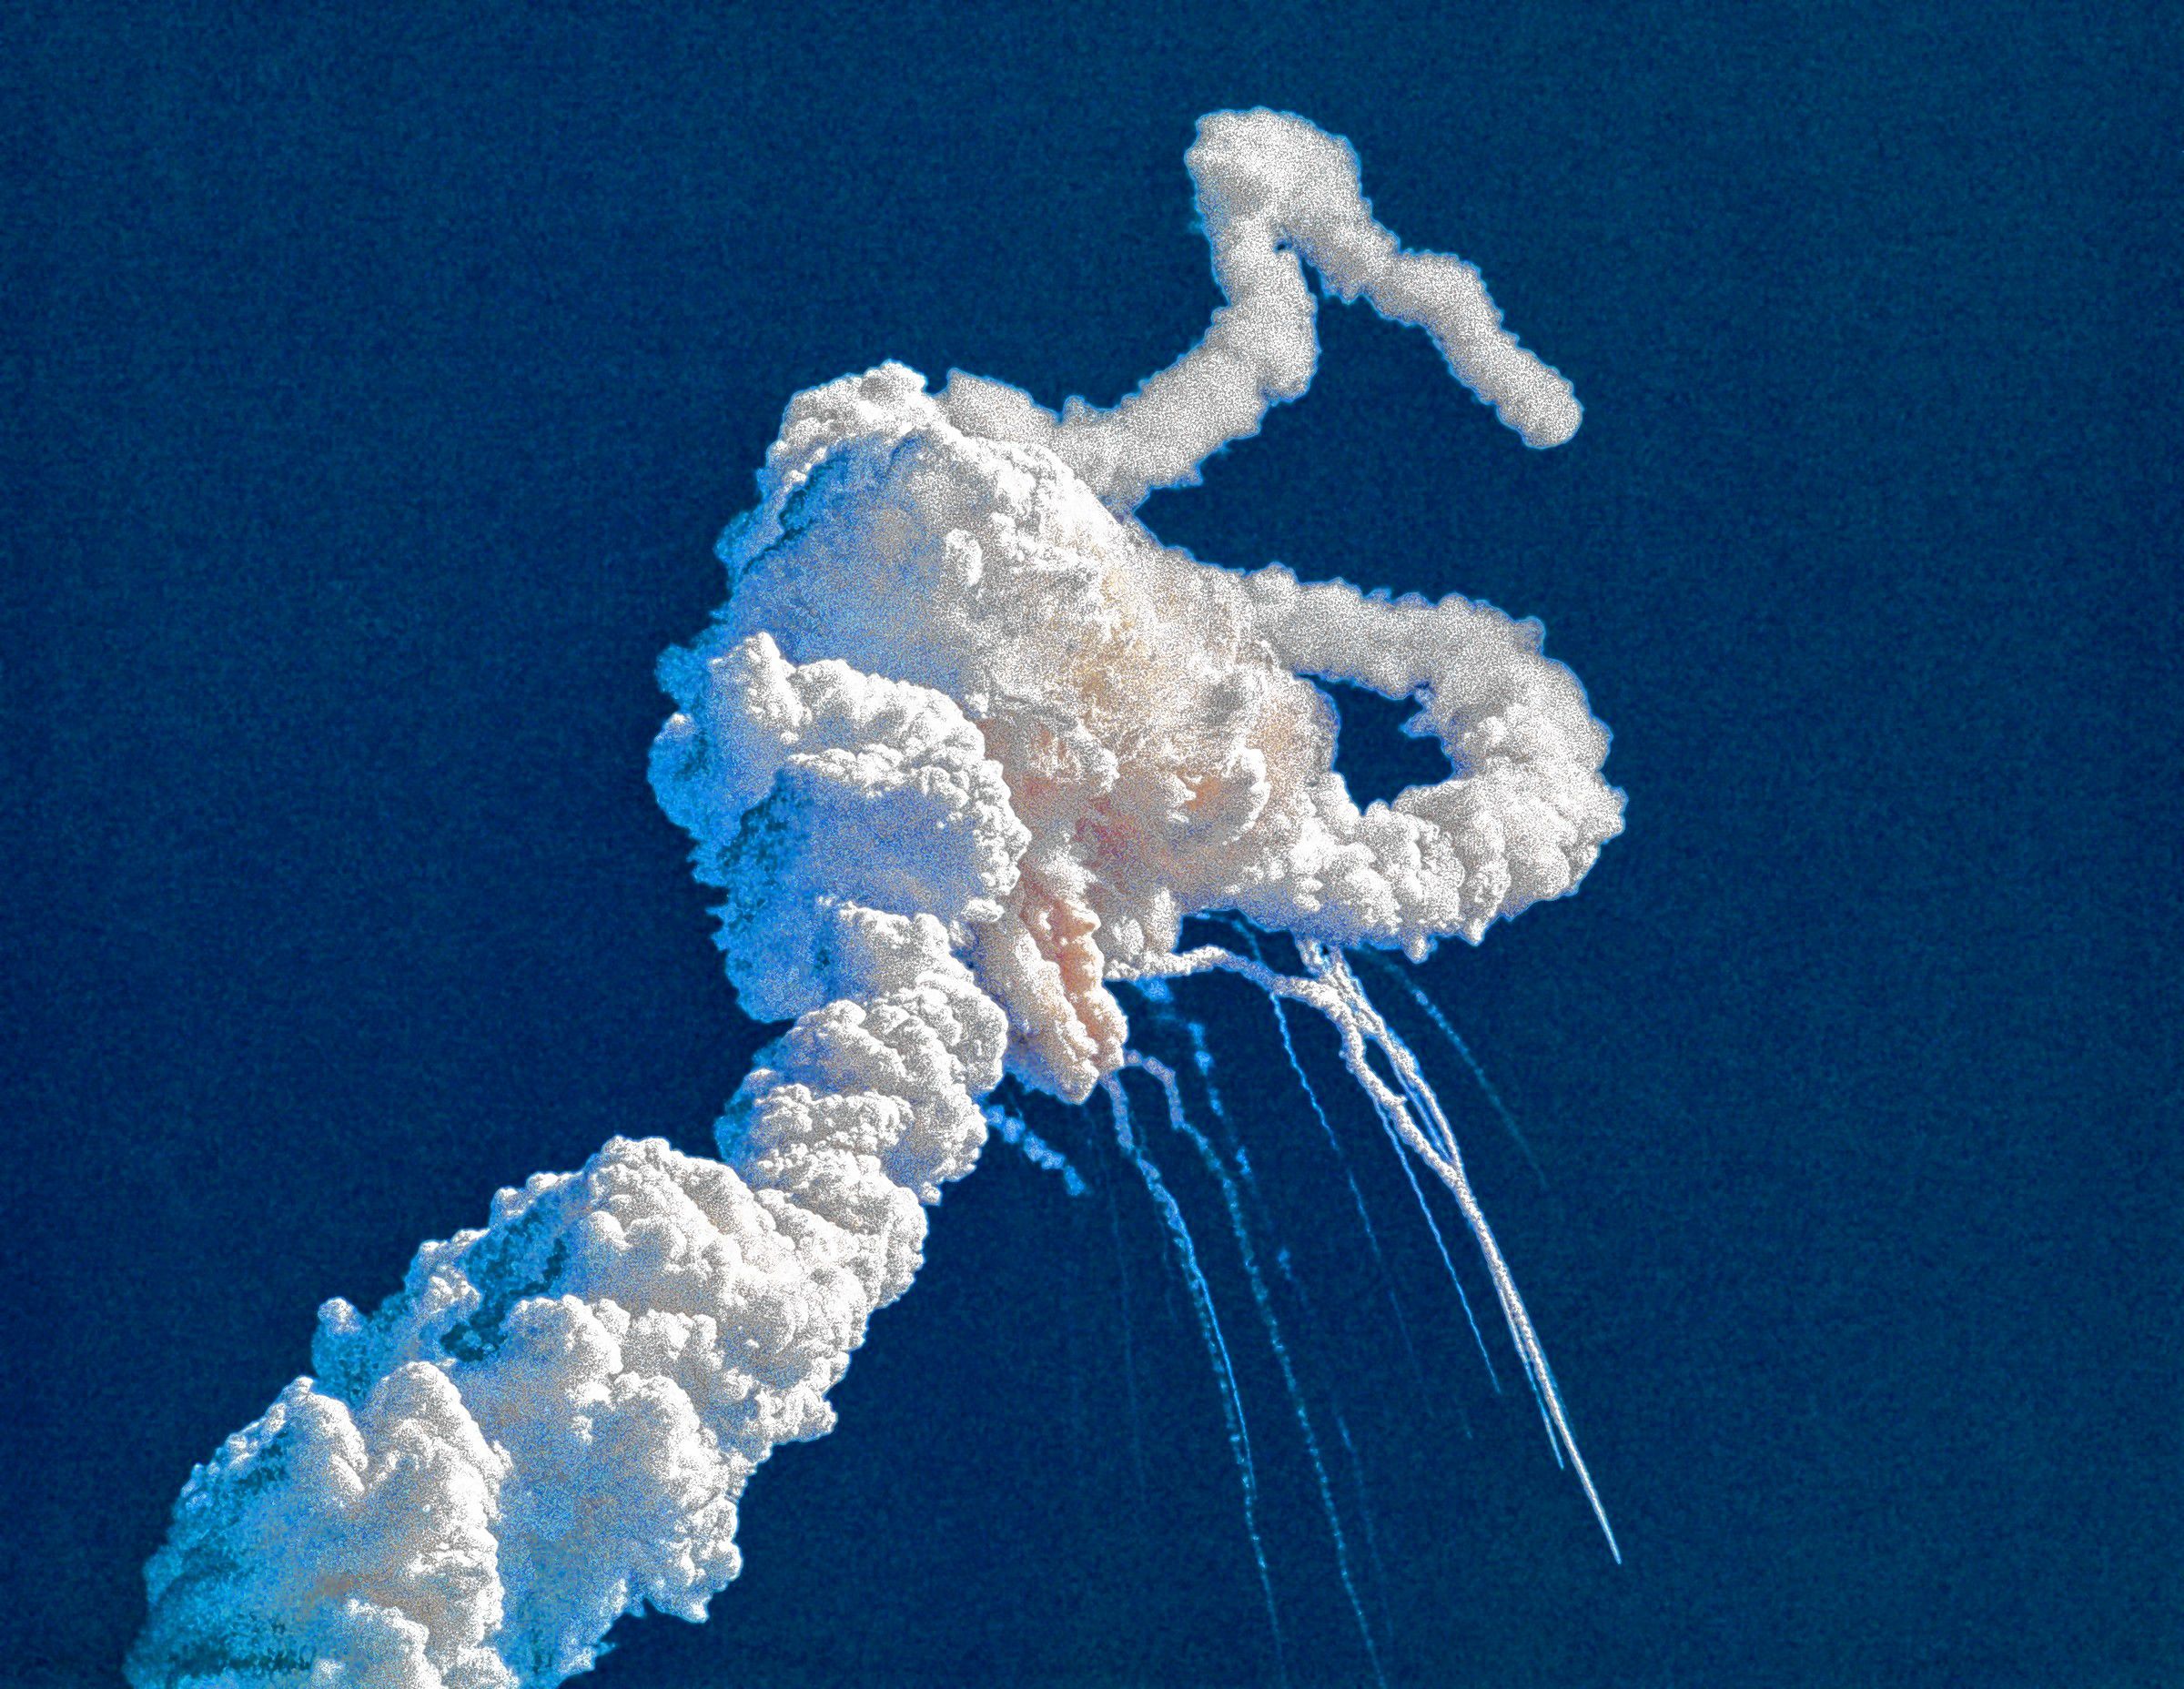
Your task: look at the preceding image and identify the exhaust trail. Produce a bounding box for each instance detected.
[1358,949,1548,1190]
[1101,1073,1287,1683]
[1130,1053,1385,1689]
[1231,928,1434,1399]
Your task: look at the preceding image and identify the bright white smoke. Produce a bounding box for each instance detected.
[131,109,1617,1687]
[941,105,1583,509]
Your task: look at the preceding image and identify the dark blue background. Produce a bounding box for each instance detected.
[12,3,2178,1685]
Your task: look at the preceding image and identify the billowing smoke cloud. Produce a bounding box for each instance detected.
[131,110,1615,1686]
[133,905,1005,1688]
[690,359,1618,1102]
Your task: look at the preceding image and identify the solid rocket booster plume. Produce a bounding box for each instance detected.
[941,106,1582,511]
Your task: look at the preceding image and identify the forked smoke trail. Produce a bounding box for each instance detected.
[1360,949,1549,1188]
[1229,926,1499,1392]
[942,107,1582,510]
[1177,1002,1407,1654]
[1102,1074,1288,1679]
[1222,930,1498,1395]
[134,108,1618,1685]
[1237,930,1435,1396]
[1328,954,1619,1552]
[1142,940,1623,1561]
[1370,1081,1508,1394]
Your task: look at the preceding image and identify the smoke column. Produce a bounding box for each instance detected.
[131,109,1618,1686]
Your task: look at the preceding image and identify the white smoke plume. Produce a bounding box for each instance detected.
[131,109,1616,1686]
[131,905,1005,1688]
[941,106,1583,511]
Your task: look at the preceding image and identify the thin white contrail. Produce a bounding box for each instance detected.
[1215,928,1439,1397]
[1358,948,1549,1189]
[1101,1073,1288,1679]
[1130,1052,1385,1689]
[1133,941,1623,1564]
